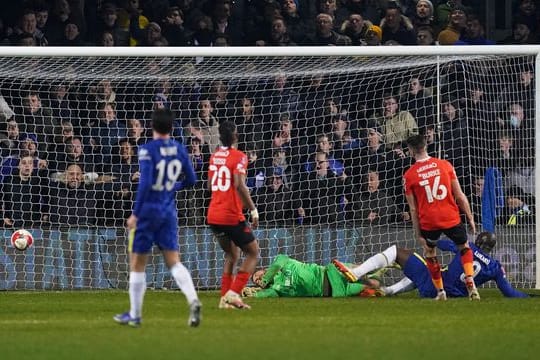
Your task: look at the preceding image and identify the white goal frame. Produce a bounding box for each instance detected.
[1,45,539,289]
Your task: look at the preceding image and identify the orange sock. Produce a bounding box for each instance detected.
[460,247,474,278]
[426,257,444,291]
[221,273,234,296]
[230,271,250,294]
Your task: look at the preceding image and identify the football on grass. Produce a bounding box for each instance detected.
[11,229,34,251]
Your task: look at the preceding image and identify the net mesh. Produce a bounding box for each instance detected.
[0,54,535,290]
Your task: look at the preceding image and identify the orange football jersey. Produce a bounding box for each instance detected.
[207,147,247,225]
[403,157,461,230]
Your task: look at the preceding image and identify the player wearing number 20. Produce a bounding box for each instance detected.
[114,109,201,328]
[403,134,479,301]
[207,121,260,310]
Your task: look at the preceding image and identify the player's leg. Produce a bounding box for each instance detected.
[381,277,416,296]
[163,250,202,326]
[421,229,446,300]
[211,226,240,309]
[445,224,480,300]
[114,227,151,327]
[159,218,202,326]
[224,222,258,309]
[334,245,398,281]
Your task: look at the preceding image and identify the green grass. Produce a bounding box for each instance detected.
[1,290,540,360]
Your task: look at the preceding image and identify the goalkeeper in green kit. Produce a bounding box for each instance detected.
[245,254,382,298]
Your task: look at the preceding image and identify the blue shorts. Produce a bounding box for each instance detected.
[402,253,437,298]
[129,215,178,254]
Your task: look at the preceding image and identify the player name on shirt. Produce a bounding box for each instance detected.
[160,146,178,156]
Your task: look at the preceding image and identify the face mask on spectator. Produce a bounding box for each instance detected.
[510,115,519,127]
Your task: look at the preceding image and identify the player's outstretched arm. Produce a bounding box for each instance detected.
[495,268,528,298]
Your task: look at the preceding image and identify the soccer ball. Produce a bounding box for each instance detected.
[10,229,34,251]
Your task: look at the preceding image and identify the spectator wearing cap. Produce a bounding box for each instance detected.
[503,17,538,44]
[499,186,534,226]
[59,22,85,45]
[457,16,495,45]
[437,5,467,45]
[434,0,471,30]
[365,25,382,45]
[341,13,374,46]
[416,25,435,45]
[307,13,352,45]
[380,2,416,45]
[412,0,434,28]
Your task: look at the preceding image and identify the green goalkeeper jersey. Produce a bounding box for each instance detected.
[255,255,365,298]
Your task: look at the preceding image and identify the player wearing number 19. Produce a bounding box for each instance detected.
[114,109,202,328]
[403,134,479,301]
[207,121,260,310]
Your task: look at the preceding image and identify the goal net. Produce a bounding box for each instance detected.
[0,48,537,290]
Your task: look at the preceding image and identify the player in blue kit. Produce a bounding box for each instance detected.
[334,232,528,298]
[114,109,202,328]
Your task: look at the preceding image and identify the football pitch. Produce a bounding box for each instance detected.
[1,290,540,360]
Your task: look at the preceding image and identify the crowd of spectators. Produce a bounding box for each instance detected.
[0,0,537,230]
[0,55,535,229]
[0,0,538,47]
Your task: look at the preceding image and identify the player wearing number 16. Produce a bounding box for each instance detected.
[403,135,479,301]
[207,121,260,310]
[114,109,202,328]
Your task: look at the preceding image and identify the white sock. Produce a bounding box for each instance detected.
[352,245,397,278]
[129,272,146,319]
[171,262,198,304]
[382,277,415,295]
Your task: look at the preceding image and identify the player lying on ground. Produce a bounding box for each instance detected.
[243,254,383,298]
[333,232,528,299]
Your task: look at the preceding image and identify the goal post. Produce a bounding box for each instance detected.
[0,46,538,290]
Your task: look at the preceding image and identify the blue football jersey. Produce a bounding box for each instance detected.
[438,239,527,298]
[132,138,196,219]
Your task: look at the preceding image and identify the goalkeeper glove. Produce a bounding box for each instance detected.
[242,287,261,298]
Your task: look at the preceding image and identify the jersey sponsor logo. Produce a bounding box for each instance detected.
[159,146,178,156]
[138,148,151,161]
[474,251,491,266]
[416,162,438,173]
